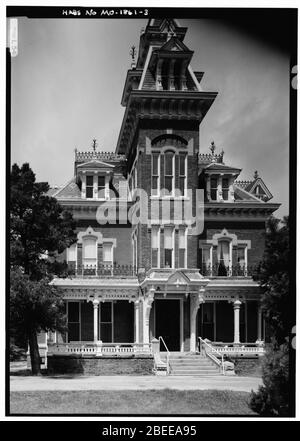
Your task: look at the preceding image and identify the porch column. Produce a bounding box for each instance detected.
[257,305,263,341]
[190,290,205,352]
[134,299,140,343]
[93,299,99,342]
[143,287,155,344]
[233,299,242,344]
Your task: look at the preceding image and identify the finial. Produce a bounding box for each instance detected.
[209,141,216,155]
[130,45,137,68]
[254,170,259,179]
[92,139,97,153]
[166,19,175,39]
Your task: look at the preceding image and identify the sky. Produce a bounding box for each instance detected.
[10,17,290,218]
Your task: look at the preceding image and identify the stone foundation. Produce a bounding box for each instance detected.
[47,355,154,376]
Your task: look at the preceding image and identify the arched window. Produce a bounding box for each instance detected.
[164,151,175,195]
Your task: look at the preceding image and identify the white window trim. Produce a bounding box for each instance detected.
[163,226,175,269]
[163,150,176,197]
[179,153,187,197]
[151,153,160,197]
[151,226,161,269]
[178,227,187,268]
[67,243,77,267]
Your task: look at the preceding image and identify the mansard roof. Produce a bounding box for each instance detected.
[48,178,81,199]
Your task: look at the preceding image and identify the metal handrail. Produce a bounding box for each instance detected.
[158,336,170,374]
[199,337,225,375]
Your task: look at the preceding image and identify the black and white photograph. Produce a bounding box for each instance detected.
[6,2,297,422]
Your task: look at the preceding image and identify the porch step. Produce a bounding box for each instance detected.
[160,353,221,376]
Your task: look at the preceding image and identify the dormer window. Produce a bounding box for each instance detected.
[210,176,218,201]
[222,177,229,201]
[86,175,94,198]
[98,176,105,198]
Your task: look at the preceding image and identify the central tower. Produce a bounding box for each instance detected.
[116,19,218,272]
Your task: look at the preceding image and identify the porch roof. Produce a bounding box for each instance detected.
[50,277,139,289]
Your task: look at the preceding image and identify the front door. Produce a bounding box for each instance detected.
[155,299,180,351]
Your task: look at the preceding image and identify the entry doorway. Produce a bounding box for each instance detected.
[155,299,181,351]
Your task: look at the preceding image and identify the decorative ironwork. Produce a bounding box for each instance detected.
[200,263,258,278]
[66,262,138,278]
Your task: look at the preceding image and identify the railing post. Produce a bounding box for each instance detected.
[151,338,159,357]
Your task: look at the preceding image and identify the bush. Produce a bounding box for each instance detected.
[249,341,289,416]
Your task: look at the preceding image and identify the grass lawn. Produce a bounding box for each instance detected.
[10,389,256,415]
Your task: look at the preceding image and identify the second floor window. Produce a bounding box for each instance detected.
[151,227,160,268]
[83,237,97,267]
[103,243,113,265]
[86,175,94,198]
[164,227,174,268]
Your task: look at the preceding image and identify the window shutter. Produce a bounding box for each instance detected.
[68,244,77,262]
[103,243,113,262]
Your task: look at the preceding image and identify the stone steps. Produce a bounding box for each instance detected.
[160,353,221,376]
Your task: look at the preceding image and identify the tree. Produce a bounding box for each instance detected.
[10,269,68,374]
[10,163,77,374]
[250,216,291,416]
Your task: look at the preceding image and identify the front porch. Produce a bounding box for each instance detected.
[45,269,265,371]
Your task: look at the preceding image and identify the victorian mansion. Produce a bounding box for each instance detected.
[41,19,279,375]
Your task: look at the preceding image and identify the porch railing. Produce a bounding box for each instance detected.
[47,342,152,356]
[199,337,225,375]
[211,342,265,356]
[200,263,257,278]
[65,263,138,278]
[158,336,170,374]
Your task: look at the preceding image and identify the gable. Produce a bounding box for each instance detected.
[77,159,115,169]
[159,36,192,53]
[167,271,189,286]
